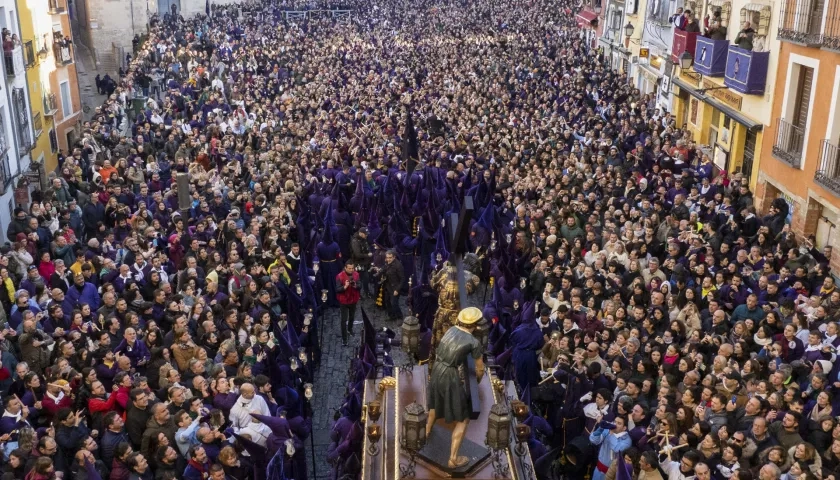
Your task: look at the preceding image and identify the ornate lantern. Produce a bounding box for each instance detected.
[510,400,530,422]
[313,258,320,273]
[367,400,382,423]
[401,316,421,357]
[486,403,511,450]
[401,401,428,452]
[303,383,313,401]
[298,347,308,365]
[321,289,328,302]
[367,424,382,456]
[514,424,531,457]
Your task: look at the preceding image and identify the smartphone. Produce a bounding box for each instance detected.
[731,396,737,405]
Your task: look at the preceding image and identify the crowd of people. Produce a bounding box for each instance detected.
[0,0,836,480]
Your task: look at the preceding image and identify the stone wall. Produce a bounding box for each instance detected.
[82,0,151,65]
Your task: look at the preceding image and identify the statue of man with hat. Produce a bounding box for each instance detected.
[425,306,486,469]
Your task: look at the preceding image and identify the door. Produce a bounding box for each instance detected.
[59,81,72,119]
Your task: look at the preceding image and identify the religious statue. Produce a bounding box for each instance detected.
[426,307,486,469]
[429,261,479,362]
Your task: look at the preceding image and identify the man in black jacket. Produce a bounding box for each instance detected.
[379,250,404,321]
[350,228,373,297]
[100,411,130,468]
[125,388,152,449]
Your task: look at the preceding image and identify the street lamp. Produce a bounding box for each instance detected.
[400,402,428,478]
[486,403,512,479]
[624,22,635,38]
[679,51,694,70]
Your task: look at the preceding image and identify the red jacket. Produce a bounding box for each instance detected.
[42,393,72,422]
[335,271,360,305]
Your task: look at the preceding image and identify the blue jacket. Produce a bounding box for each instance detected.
[67,282,101,311]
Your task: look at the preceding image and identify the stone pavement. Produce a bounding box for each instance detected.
[71,22,108,120]
[308,286,490,479]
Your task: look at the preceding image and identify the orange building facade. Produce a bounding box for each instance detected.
[756,0,840,274]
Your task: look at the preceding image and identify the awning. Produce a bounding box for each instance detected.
[742,2,769,11]
[576,9,597,27]
[707,0,729,6]
[672,76,764,132]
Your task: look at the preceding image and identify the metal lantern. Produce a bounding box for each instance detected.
[401,402,428,451]
[367,424,383,456]
[473,316,490,351]
[296,284,303,295]
[486,403,512,450]
[510,400,530,421]
[313,259,320,273]
[298,347,308,365]
[321,289,328,302]
[279,314,288,331]
[401,316,421,356]
[303,313,313,326]
[368,400,382,423]
[514,424,531,456]
[303,383,313,401]
[520,277,527,289]
[679,51,693,70]
[624,22,634,38]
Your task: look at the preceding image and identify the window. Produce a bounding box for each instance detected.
[23,41,34,67]
[742,129,757,179]
[12,88,30,156]
[706,0,732,28]
[773,62,816,168]
[647,0,671,25]
[792,66,815,130]
[740,4,772,50]
[59,80,71,117]
[778,0,825,44]
[33,112,41,137]
[48,128,57,153]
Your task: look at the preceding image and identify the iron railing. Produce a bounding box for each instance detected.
[43,93,58,115]
[778,0,823,45]
[815,139,840,195]
[48,0,66,14]
[0,151,11,196]
[772,118,806,168]
[824,0,840,50]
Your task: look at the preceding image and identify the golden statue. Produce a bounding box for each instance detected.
[429,262,478,363]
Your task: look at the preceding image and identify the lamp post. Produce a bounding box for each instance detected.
[400,402,428,478]
[400,315,421,372]
[485,403,511,479]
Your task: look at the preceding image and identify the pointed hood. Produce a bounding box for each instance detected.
[431,225,449,268]
[233,434,268,480]
[361,307,377,354]
[322,201,336,245]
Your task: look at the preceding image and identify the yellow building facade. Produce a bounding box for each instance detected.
[18,0,79,173]
[668,0,780,190]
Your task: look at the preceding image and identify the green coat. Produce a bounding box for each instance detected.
[427,327,482,423]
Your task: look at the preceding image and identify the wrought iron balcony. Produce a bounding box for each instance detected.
[48,0,66,14]
[43,93,58,116]
[772,118,805,168]
[3,45,24,78]
[815,139,840,196]
[824,3,840,51]
[778,0,824,46]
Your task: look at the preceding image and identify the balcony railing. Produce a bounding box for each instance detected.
[54,42,72,65]
[3,45,24,78]
[778,0,824,45]
[772,118,805,168]
[43,93,58,116]
[48,0,66,14]
[815,139,840,196]
[825,0,840,51]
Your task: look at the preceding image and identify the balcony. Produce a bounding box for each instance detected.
[825,3,840,51]
[778,0,823,46]
[3,45,24,78]
[772,118,805,168]
[53,41,72,65]
[724,45,768,94]
[43,93,58,116]
[48,0,66,14]
[815,139,840,196]
[694,36,729,77]
[672,30,699,64]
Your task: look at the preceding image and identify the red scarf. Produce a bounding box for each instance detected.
[187,459,209,478]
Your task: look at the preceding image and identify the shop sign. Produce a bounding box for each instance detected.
[702,79,742,110]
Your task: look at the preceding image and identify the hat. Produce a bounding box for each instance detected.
[816,359,834,374]
[27,265,37,272]
[457,307,483,325]
[232,263,245,272]
[55,379,69,387]
[725,370,742,383]
[358,227,369,235]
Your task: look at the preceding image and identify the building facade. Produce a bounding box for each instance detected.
[20,0,81,168]
[756,0,840,273]
[0,0,35,234]
[667,0,779,191]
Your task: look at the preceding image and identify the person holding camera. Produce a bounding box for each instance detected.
[335,260,361,346]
